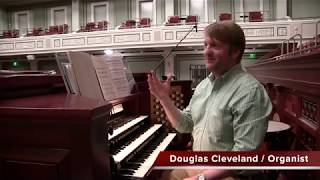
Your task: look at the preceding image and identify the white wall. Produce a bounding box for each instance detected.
[0,8,8,30]
[125,56,164,76]
[175,54,204,80]
[291,0,320,18]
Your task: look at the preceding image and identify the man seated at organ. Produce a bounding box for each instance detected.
[148,21,272,180]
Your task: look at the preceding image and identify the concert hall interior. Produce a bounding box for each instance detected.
[0,0,320,180]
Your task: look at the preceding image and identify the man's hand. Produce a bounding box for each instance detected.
[147,71,173,100]
[183,176,198,180]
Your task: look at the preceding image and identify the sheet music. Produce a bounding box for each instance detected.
[65,51,133,101]
[91,56,117,101]
[94,55,131,100]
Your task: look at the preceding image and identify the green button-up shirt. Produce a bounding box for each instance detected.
[176,64,272,151]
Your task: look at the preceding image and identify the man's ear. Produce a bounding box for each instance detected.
[231,48,240,62]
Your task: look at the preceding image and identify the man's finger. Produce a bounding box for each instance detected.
[151,71,160,83]
[166,73,173,86]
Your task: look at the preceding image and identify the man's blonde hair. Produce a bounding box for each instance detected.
[205,21,246,62]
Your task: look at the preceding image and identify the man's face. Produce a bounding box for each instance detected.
[204,34,237,75]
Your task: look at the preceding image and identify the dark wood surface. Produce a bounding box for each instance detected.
[0,92,113,180]
[0,72,113,180]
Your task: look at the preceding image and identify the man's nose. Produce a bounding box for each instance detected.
[204,48,213,55]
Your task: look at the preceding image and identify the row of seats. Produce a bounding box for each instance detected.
[77,21,108,32]
[118,15,198,29]
[1,24,69,38]
[118,18,151,29]
[44,24,69,35]
[26,24,69,36]
[1,12,263,38]
[219,11,263,22]
[2,29,19,38]
[165,15,198,26]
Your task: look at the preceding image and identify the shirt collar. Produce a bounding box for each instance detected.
[208,63,243,82]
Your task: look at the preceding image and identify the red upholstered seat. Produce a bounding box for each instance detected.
[2,29,19,38]
[249,11,263,22]
[98,21,108,30]
[219,13,232,21]
[165,16,181,26]
[46,25,58,35]
[139,18,151,28]
[58,24,68,34]
[185,15,198,25]
[31,27,43,36]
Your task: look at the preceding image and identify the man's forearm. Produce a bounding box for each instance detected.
[159,95,181,128]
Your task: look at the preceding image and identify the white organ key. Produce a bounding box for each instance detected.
[108,115,148,140]
[113,124,162,163]
[131,133,176,178]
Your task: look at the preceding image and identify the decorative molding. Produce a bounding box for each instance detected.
[154,30,161,41]
[62,38,85,46]
[90,1,109,22]
[15,41,36,50]
[0,43,14,51]
[277,27,287,36]
[45,39,51,48]
[142,33,151,41]
[37,41,44,48]
[243,27,274,37]
[87,35,112,44]
[14,10,32,30]
[136,0,156,25]
[54,39,60,47]
[114,34,140,43]
[165,32,174,40]
[50,6,68,26]
[176,31,203,40]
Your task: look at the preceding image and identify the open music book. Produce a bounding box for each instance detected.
[56,51,134,101]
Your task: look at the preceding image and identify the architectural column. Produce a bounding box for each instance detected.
[153,0,157,25]
[72,0,80,32]
[204,0,209,23]
[0,8,7,31]
[276,0,287,19]
[165,0,174,18]
[239,0,244,22]
[29,60,38,71]
[259,0,264,12]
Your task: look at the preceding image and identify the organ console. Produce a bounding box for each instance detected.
[0,72,192,180]
[246,37,320,180]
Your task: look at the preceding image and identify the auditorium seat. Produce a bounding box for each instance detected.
[98,21,108,30]
[58,24,68,34]
[138,18,151,28]
[119,19,136,29]
[249,11,263,22]
[3,29,19,38]
[165,16,181,26]
[27,27,43,36]
[86,22,96,31]
[185,15,198,25]
[219,13,232,21]
[46,25,59,35]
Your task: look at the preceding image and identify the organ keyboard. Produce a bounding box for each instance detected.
[107,108,177,179]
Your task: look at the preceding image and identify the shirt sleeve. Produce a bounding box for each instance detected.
[174,101,194,133]
[231,86,272,151]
